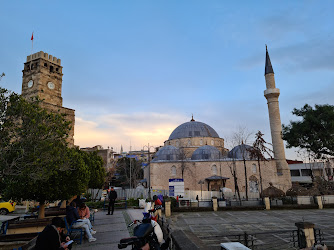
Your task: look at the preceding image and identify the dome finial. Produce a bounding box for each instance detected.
[191,114,195,121]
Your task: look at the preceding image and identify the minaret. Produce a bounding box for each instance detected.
[264,46,289,174]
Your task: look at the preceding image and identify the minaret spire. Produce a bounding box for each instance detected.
[265,45,274,75]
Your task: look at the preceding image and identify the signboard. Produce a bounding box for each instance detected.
[169,178,184,197]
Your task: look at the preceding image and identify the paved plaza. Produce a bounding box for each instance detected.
[168,209,334,249]
[71,210,130,250]
[9,207,334,249]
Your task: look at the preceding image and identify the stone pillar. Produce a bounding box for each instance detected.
[264,197,270,210]
[295,222,315,249]
[165,201,171,217]
[212,198,218,211]
[316,196,323,209]
[25,200,30,213]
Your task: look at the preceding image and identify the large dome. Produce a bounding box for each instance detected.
[169,120,220,140]
[152,145,179,162]
[191,145,222,160]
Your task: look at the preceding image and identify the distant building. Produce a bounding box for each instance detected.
[81,145,115,172]
[289,162,334,184]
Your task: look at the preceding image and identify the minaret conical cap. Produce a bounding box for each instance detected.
[265,45,274,75]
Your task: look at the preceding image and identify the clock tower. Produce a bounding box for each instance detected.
[21,51,75,145]
[22,51,63,106]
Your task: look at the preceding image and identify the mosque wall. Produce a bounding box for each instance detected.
[149,159,291,194]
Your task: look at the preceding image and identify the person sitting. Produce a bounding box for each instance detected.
[35,217,72,250]
[78,202,90,219]
[66,201,96,242]
[77,202,95,232]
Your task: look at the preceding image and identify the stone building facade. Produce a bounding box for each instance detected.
[81,145,115,172]
[21,51,75,145]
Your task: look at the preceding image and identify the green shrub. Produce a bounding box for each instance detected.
[126,198,139,207]
[86,201,104,209]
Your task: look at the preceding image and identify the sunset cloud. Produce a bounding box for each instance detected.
[74,112,186,152]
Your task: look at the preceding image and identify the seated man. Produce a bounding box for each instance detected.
[35,217,72,250]
[66,201,96,242]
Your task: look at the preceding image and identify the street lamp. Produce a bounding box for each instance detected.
[143,143,155,198]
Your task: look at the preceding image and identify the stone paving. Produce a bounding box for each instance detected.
[72,209,130,250]
[168,209,334,249]
[11,207,334,249]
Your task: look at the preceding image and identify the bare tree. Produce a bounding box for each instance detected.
[225,160,242,205]
[248,131,273,196]
[114,157,143,188]
[231,126,252,200]
[179,147,188,179]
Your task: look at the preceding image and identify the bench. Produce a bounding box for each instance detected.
[5,218,54,235]
[103,197,127,210]
[64,217,83,245]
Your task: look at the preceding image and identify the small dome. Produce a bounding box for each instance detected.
[191,145,221,160]
[152,145,179,162]
[228,144,254,160]
[169,120,219,140]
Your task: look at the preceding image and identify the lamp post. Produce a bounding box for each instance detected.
[143,143,155,198]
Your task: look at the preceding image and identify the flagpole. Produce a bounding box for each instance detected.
[30,32,34,70]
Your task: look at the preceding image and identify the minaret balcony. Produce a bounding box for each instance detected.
[264,88,280,98]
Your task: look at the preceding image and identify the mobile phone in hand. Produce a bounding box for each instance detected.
[64,240,73,247]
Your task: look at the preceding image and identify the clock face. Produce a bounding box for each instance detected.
[47,82,55,90]
[27,80,33,88]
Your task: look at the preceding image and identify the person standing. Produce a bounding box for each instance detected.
[107,187,117,215]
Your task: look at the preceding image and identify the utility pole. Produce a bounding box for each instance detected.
[143,143,155,199]
[129,144,132,189]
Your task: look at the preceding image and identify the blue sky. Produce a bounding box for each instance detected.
[1,1,333,160]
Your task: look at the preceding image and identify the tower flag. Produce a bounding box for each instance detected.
[30,32,34,70]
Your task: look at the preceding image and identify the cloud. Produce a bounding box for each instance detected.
[74,112,187,152]
[239,37,334,73]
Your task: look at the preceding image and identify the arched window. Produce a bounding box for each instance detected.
[200,139,203,145]
[252,164,257,173]
[176,140,179,147]
[188,139,191,146]
[211,140,214,145]
[171,166,176,176]
[212,165,218,175]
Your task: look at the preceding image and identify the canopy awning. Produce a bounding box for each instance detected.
[205,175,230,181]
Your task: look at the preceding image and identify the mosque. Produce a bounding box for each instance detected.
[143,48,292,197]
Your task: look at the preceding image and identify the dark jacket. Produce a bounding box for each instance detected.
[66,205,80,225]
[35,224,62,250]
[109,190,118,200]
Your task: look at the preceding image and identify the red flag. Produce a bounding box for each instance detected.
[31,33,34,41]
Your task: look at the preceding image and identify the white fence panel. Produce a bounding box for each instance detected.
[297,196,312,205]
[322,195,334,204]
